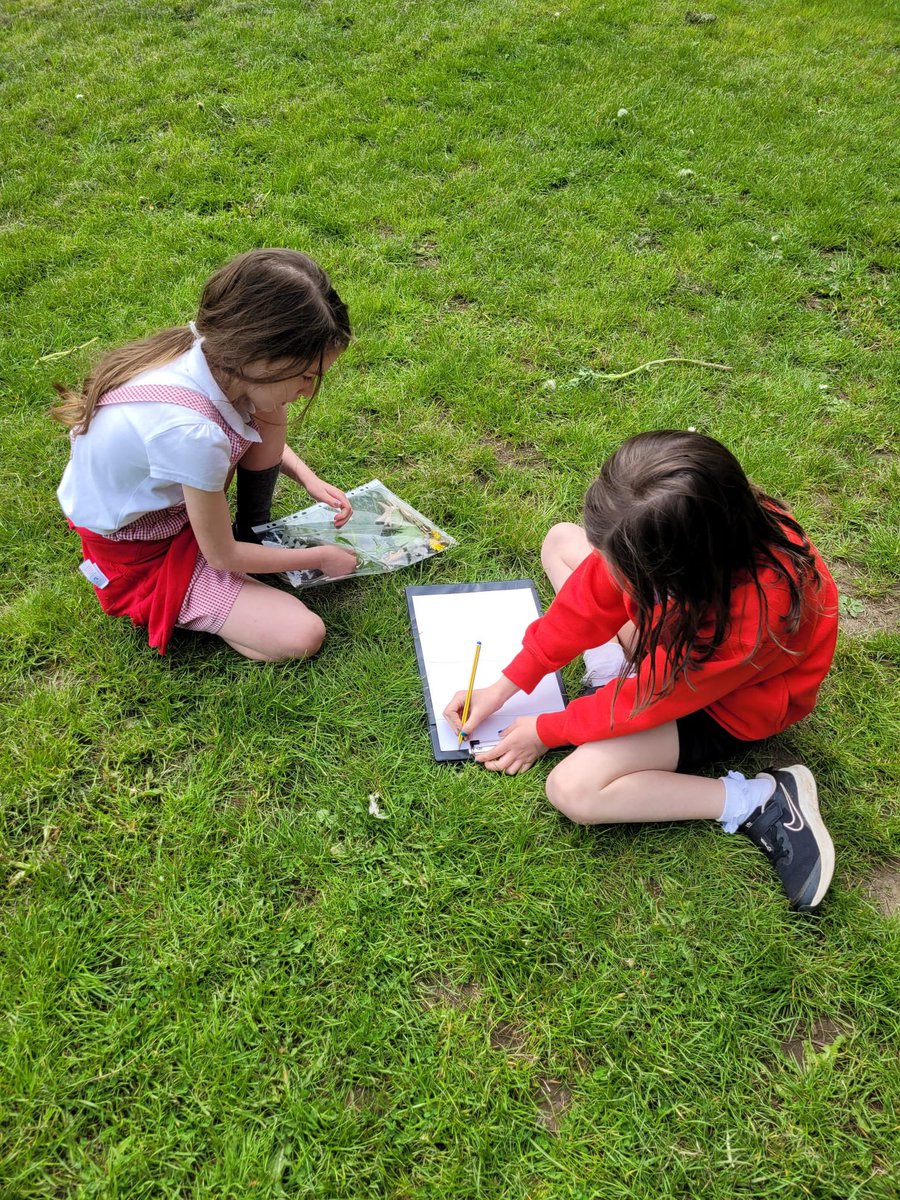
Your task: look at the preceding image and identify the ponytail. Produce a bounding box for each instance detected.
[53,247,351,436]
[52,326,194,434]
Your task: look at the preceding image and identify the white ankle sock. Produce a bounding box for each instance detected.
[583,640,630,687]
[719,770,776,834]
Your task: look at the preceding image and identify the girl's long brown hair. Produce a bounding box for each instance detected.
[583,430,821,711]
[52,249,351,434]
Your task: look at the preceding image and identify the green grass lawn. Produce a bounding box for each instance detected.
[1,0,898,1195]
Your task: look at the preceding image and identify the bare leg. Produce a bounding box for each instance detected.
[545,722,725,825]
[217,578,326,661]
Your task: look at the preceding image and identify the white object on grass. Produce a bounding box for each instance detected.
[368,794,389,820]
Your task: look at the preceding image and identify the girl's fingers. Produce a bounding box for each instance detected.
[443,691,466,725]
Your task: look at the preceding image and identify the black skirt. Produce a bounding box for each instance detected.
[675,708,761,774]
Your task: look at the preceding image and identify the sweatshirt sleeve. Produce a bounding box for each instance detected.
[503,553,630,692]
[533,578,792,748]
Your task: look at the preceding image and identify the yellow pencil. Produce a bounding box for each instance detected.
[458,641,482,747]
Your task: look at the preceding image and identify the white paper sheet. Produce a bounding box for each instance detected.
[410,586,567,753]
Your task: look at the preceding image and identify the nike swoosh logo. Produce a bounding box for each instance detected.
[782,789,805,833]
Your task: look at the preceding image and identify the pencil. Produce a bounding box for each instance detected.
[458,640,482,747]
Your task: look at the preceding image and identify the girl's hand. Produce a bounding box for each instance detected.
[315,545,358,578]
[443,676,520,741]
[304,474,353,527]
[474,716,547,775]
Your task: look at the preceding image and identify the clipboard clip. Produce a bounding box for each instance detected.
[467,738,501,758]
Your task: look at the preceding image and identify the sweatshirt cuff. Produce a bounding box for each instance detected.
[536,709,570,749]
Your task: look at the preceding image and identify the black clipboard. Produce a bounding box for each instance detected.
[406,580,569,763]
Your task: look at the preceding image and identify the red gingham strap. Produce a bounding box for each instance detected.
[97,383,256,542]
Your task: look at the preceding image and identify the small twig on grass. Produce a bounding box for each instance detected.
[37,337,99,363]
[591,356,732,381]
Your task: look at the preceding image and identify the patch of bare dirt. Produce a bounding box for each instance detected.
[780,1016,847,1065]
[633,231,663,251]
[413,239,440,269]
[490,1019,535,1063]
[534,1077,573,1133]
[829,561,900,638]
[420,975,481,1011]
[345,1085,381,1111]
[478,432,547,471]
[35,666,77,690]
[865,864,900,918]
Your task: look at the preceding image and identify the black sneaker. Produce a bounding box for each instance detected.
[739,765,835,912]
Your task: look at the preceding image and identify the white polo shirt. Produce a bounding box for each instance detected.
[57,338,261,536]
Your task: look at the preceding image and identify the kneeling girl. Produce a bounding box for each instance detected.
[56,248,357,661]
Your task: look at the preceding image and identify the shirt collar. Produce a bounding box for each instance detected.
[184,338,262,444]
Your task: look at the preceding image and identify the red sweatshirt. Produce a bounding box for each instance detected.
[503,543,838,749]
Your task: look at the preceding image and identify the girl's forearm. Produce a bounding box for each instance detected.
[208,539,325,575]
[279,445,315,488]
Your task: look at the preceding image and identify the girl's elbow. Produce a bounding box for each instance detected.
[203,545,238,573]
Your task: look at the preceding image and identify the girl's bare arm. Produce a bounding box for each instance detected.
[182,485,356,576]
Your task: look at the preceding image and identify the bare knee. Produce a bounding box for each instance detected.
[541,522,579,569]
[546,760,606,825]
[281,612,326,659]
[246,610,325,661]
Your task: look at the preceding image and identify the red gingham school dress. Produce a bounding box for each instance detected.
[72,383,257,652]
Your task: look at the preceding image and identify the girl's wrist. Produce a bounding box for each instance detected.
[289,462,315,487]
[280,448,315,489]
[492,675,520,704]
